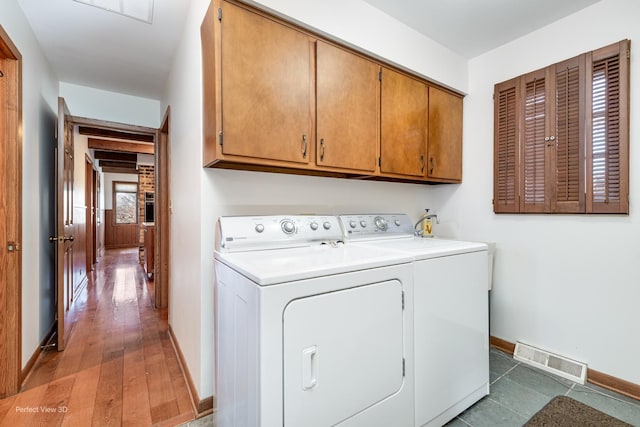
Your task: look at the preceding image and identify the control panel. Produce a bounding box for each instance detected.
[217,215,343,252]
[338,214,414,240]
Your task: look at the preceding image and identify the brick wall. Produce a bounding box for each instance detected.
[138,165,155,246]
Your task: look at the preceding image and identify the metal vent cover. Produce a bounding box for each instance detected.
[514,341,587,384]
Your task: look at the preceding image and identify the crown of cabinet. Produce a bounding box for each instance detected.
[201,0,463,184]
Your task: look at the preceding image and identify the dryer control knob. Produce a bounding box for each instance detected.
[323,221,332,230]
[349,220,357,228]
[310,222,319,230]
[394,220,401,227]
[374,216,388,231]
[360,220,367,228]
[281,220,295,234]
[255,224,265,233]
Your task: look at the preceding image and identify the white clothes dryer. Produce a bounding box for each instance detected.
[214,215,415,427]
[339,214,490,427]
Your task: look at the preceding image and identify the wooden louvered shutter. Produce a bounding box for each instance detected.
[587,40,630,214]
[552,55,585,213]
[494,79,519,213]
[520,68,549,213]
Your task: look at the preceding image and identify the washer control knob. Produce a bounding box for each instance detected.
[394,219,401,227]
[323,221,332,230]
[255,224,265,233]
[310,222,319,230]
[374,216,388,231]
[349,220,357,228]
[360,220,367,228]
[281,220,295,234]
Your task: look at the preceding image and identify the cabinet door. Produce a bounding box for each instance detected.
[317,41,378,172]
[427,87,463,181]
[221,2,312,164]
[380,68,427,177]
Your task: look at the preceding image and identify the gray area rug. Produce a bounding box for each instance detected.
[525,395,632,427]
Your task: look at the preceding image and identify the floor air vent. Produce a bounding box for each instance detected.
[513,341,587,384]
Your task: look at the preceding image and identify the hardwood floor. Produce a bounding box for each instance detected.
[0,248,195,426]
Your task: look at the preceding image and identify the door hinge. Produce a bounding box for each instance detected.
[217,8,222,22]
[218,131,223,146]
[401,291,405,310]
[402,358,405,377]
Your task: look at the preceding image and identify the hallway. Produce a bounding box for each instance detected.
[0,248,195,426]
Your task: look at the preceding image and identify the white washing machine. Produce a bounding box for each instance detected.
[214,215,415,427]
[339,214,489,427]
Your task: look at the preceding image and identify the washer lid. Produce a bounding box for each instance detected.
[353,237,487,260]
[214,244,412,286]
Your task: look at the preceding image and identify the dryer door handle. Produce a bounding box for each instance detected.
[302,345,318,390]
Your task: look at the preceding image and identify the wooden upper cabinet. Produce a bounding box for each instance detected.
[220,1,313,164]
[380,68,427,177]
[202,0,466,184]
[427,87,463,181]
[316,41,378,172]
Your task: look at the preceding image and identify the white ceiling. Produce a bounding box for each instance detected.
[17,0,189,99]
[18,0,602,100]
[361,0,602,58]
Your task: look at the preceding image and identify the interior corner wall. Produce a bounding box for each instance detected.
[163,0,469,401]
[434,0,640,385]
[59,82,162,128]
[1,0,60,368]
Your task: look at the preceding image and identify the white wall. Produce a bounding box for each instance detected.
[434,0,640,385]
[163,0,467,399]
[60,82,161,128]
[2,0,60,367]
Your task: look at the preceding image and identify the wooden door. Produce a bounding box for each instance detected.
[427,87,463,181]
[55,97,75,351]
[317,41,378,172]
[0,27,22,397]
[380,68,427,177]
[220,1,313,164]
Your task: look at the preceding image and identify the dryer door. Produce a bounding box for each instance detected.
[283,279,404,426]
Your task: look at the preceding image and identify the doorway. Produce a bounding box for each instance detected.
[0,25,22,397]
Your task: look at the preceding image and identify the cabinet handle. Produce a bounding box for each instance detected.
[320,139,325,161]
[429,157,435,175]
[421,155,425,174]
[301,134,307,158]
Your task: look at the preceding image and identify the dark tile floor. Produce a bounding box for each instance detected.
[181,348,640,427]
[445,348,640,426]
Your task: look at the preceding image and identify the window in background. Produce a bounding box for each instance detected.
[114,181,138,224]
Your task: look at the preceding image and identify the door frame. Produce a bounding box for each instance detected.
[0,24,22,397]
[155,107,170,309]
[85,155,98,271]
